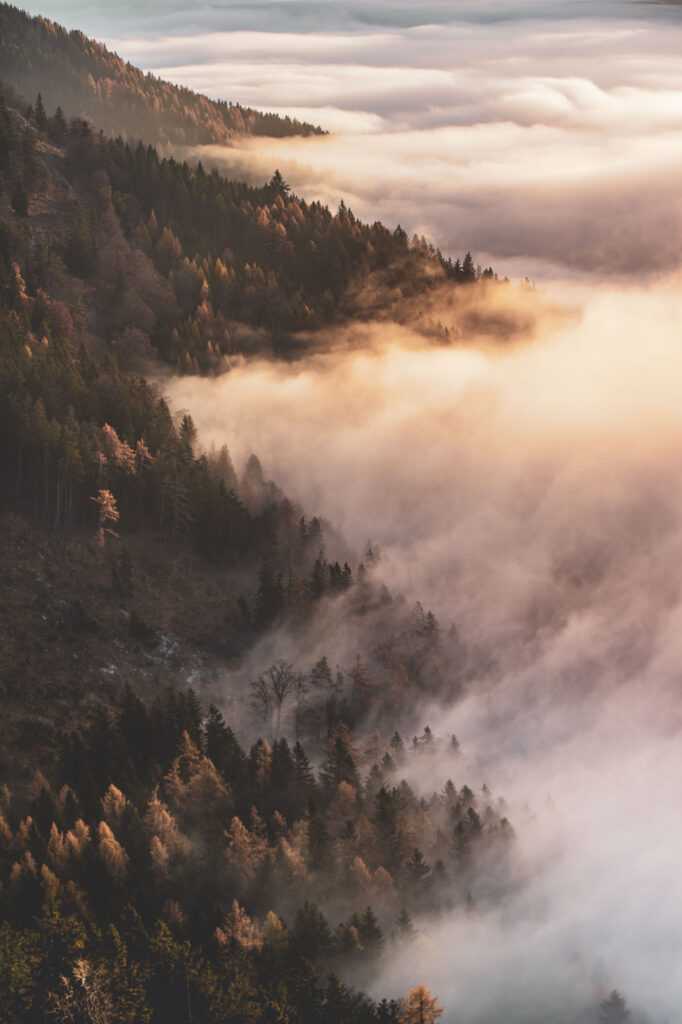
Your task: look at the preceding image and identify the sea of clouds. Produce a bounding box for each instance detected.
[25,0,682,279]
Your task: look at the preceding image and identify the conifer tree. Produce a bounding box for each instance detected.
[599,991,631,1024]
[399,986,444,1024]
[204,705,245,782]
[34,93,46,130]
[310,656,333,689]
[292,902,334,962]
[269,169,291,200]
[255,552,284,628]
[321,725,360,794]
[393,908,417,944]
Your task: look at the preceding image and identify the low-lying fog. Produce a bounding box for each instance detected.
[167,277,682,1020]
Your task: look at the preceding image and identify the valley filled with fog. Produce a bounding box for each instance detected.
[12,0,682,1019]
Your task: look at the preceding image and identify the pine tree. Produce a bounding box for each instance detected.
[310,656,333,689]
[310,551,329,599]
[204,705,245,782]
[393,908,417,944]
[307,811,334,874]
[269,169,291,200]
[325,973,353,1024]
[161,470,193,549]
[271,737,295,787]
[462,251,476,282]
[52,106,67,142]
[377,998,401,1024]
[255,552,284,628]
[423,611,439,639]
[321,725,360,794]
[356,906,383,955]
[292,902,334,962]
[34,93,47,131]
[404,848,432,897]
[287,559,308,615]
[599,991,631,1024]
[389,731,406,764]
[64,201,95,277]
[453,820,472,872]
[178,413,197,457]
[292,741,316,792]
[212,443,238,492]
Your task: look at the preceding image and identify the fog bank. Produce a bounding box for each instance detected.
[167,277,682,1019]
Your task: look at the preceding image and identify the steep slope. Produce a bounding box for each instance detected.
[0,76,515,1024]
[0,81,477,767]
[0,79,508,379]
[0,2,325,143]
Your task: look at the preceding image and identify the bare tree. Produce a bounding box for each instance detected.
[249,661,306,739]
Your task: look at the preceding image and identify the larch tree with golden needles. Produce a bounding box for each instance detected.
[399,985,445,1024]
[91,488,119,547]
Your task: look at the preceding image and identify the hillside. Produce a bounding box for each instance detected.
[0,70,522,1021]
[0,2,325,144]
[0,29,646,1024]
[0,78,511,377]
[0,78,516,753]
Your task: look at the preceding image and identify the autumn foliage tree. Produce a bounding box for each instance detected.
[91,488,119,547]
[399,986,444,1024]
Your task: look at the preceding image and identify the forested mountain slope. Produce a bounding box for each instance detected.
[0,77,492,1021]
[0,674,515,1023]
[0,77,506,372]
[0,79,495,735]
[0,3,324,144]
[0,58,637,1024]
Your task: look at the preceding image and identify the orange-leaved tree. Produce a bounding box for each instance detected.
[399,985,445,1024]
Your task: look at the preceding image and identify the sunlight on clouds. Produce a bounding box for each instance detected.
[166,275,682,555]
[96,10,682,278]
[164,277,682,1018]
[181,114,682,276]
[264,106,386,133]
